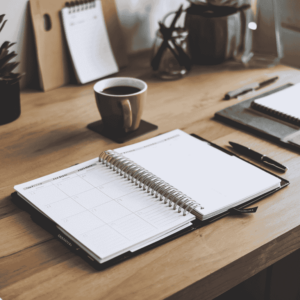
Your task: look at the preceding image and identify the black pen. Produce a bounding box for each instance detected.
[229,142,287,172]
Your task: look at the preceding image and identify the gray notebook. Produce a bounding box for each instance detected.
[251,83,300,126]
[215,84,300,151]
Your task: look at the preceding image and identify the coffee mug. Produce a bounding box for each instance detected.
[94,77,147,134]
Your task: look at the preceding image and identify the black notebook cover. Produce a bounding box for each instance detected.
[11,134,289,270]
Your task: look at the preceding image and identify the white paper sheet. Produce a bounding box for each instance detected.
[254,83,300,119]
[116,130,281,219]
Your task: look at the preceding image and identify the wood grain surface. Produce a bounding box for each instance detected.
[1,51,300,300]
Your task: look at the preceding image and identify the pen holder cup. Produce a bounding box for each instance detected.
[185,4,249,65]
[151,28,190,80]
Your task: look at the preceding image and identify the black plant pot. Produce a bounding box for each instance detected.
[0,81,21,125]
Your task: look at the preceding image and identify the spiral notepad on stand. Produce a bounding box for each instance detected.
[14,130,284,266]
[61,0,118,84]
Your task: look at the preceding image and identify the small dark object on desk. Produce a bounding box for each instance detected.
[87,120,158,144]
[229,141,287,172]
[224,76,279,100]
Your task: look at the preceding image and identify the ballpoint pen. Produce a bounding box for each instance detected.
[224,76,279,100]
[229,141,288,172]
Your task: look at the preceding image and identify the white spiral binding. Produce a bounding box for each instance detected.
[66,0,96,13]
[99,150,204,216]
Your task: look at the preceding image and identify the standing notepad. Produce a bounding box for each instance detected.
[61,0,119,84]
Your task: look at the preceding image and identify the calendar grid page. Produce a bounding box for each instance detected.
[15,158,194,261]
[61,0,119,84]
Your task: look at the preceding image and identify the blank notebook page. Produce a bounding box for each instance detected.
[61,0,118,84]
[254,83,300,119]
[116,130,281,219]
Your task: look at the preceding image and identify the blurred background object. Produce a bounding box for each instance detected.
[151,6,191,79]
[241,0,283,67]
[185,0,282,67]
[2,0,300,90]
[188,0,250,7]
[185,3,245,64]
[151,27,190,80]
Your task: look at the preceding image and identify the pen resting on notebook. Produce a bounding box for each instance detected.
[229,141,287,172]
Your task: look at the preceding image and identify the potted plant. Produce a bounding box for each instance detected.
[0,14,23,125]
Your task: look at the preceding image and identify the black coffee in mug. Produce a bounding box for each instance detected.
[102,86,141,95]
[94,77,147,134]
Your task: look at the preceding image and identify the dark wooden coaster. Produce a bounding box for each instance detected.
[87,120,158,143]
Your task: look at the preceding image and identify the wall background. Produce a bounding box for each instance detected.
[0,0,185,89]
[0,0,300,90]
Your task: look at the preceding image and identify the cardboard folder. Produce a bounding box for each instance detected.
[30,0,128,91]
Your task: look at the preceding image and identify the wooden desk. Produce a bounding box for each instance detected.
[1,52,300,300]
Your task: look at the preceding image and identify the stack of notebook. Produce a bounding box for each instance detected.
[12,130,287,269]
[251,83,300,126]
[215,83,300,150]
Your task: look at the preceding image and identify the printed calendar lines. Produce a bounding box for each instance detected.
[23,162,98,191]
[87,200,158,237]
[73,200,176,241]
[78,168,119,188]
[112,189,178,230]
[96,185,134,201]
[120,134,180,155]
[81,223,131,242]
[20,147,192,258]
[117,206,158,231]
[61,207,132,242]
[39,168,161,241]
[34,167,183,237]
[78,160,184,232]
[58,190,155,241]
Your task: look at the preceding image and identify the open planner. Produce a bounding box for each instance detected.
[12,130,288,269]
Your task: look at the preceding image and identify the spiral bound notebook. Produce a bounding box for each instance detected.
[251,83,300,126]
[61,0,119,84]
[13,130,287,269]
